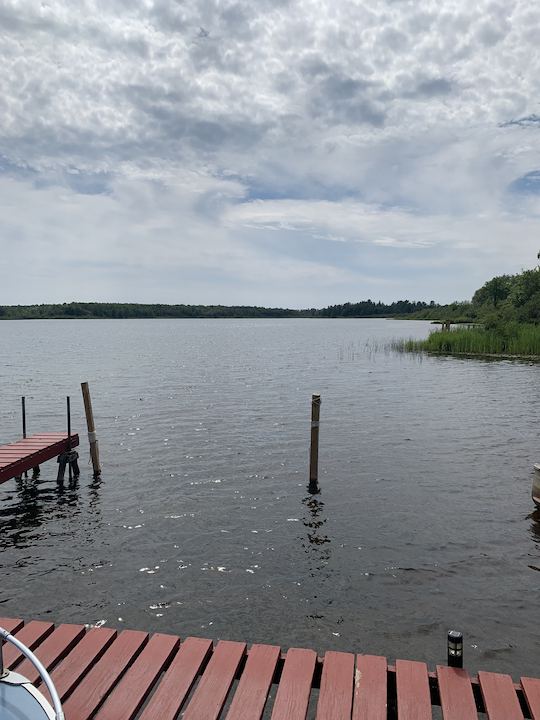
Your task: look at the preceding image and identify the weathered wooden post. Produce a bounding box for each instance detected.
[309,393,321,492]
[81,381,101,478]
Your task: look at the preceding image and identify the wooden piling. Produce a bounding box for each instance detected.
[81,382,101,478]
[309,393,321,491]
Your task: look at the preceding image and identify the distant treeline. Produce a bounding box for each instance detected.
[0,299,438,320]
[318,299,435,317]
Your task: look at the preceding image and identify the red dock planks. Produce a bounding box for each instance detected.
[182,640,247,720]
[316,650,355,720]
[522,677,540,720]
[94,633,180,720]
[61,629,148,720]
[49,626,117,701]
[0,617,24,635]
[16,623,86,684]
[271,647,317,720]
[225,643,281,720]
[437,665,478,720]
[1,618,539,720]
[478,670,524,720]
[2,620,54,670]
[353,654,387,720]
[396,659,432,720]
[0,433,79,484]
[139,636,213,720]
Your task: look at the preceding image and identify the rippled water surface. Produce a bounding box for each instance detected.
[1,318,539,677]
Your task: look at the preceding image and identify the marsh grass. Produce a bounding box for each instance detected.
[392,323,540,358]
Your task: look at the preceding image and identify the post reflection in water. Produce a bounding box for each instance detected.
[301,494,333,623]
[529,509,540,543]
[88,476,103,516]
[0,474,102,550]
[301,494,332,574]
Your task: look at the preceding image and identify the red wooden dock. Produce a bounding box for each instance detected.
[1,616,539,719]
[0,433,79,484]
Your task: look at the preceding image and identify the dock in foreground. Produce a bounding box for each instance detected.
[1,617,539,719]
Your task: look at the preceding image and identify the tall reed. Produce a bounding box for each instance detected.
[393,323,540,357]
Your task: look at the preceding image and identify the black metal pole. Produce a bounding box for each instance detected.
[447,630,463,668]
[67,396,72,481]
[67,396,71,449]
[21,396,28,478]
[21,396,26,439]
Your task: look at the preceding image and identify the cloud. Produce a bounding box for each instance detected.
[0,0,540,306]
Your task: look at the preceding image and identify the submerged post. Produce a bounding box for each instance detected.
[447,630,463,668]
[309,393,321,492]
[81,381,101,478]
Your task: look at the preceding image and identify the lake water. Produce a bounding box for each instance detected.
[0,318,539,678]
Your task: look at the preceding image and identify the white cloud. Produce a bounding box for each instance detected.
[0,0,539,305]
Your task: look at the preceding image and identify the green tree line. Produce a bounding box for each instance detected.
[408,263,540,326]
[0,299,438,320]
[396,261,540,357]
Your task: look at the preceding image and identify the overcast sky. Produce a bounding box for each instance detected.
[1,0,539,307]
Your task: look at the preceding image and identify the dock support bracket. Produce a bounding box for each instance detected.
[57,450,80,483]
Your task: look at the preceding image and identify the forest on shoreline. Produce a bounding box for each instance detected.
[0,299,434,320]
[399,263,540,357]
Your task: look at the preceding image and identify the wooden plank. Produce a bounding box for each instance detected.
[271,647,317,720]
[225,643,281,720]
[94,632,180,720]
[316,650,355,720]
[0,434,80,483]
[0,617,24,634]
[16,623,86,684]
[353,655,387,720]
[1,439,68,448]
[139,637,213,720]
[61,629,148,720]
[522,677,540,720]
[396,659,432,720]
[478,671,524,720]
[182,640,247,720]
[2,620,54,669]
[48,627,117,700]
[437,665,478,720]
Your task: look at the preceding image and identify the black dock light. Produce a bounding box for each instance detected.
[447,630,463,668]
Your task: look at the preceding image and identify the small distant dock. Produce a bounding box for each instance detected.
[0,433,79,485]
[1,616,539,719]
